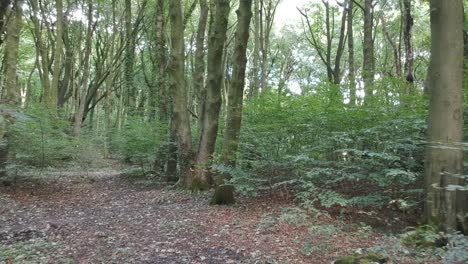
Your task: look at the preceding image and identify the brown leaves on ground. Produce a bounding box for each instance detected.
[0,170,440,263]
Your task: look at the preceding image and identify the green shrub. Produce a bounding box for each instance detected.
[109,118,167,170]
[8,105,105,168]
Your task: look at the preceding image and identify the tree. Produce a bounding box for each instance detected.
[124,0,136,114]
[347,0,356,105]
[2,0,23,105]
[0,0,12,46]
[168,0,194,185]
[192,0,231,190]
[425,0,466,232]
[213,0,253,205]
[362,0,375,104]
[402,0,414,91]
[72,0,94,137]
[299,1,348,86]
[193,0,209,130]
[50,0,63,109]
[259,0,280,94]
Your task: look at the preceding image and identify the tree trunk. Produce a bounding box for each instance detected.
[381,16,401,78]
[347,0,356,106]
[0,0,11,46]
[362,0,375,104]
[213,0,253,205]
[125,0,136,114]
[332,2,347,85]
[425,0,464,232]
[193,0,209,131]
[72,0,93,137]
[156,0,167,122]
[30,0,52,107]
[49,0,63,110]
[403,0,414,92]
[2,0,22,105]
[248,0,260,98]
[192,0,230,190]
[169,0,194,184]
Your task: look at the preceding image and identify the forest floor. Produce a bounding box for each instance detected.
[0,165,441,264]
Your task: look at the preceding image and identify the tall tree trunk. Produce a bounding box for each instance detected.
[347,0,356,106]
[0,0,11,46]
[425,0,465,232]
[381,15,401,78]
[332,2,347,85]
[248,0,260,98]
[259,0,278,94]
[324,1,333,83]
[125,0,136,114]
[403,0,414,92]
[50,0,63,109]
[169,0,193,184]
[362,0,375,104]
[30,0,51,106]
[213,0,253,205]
[2,0,22,105]
[156,0,167,122]
[72,0,93,137]
[193,0,208,131]
[192,0,230,190]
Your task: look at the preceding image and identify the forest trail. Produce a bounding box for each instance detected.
[0,169,408,263]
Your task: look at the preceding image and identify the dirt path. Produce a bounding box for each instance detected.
[0,170,419,264]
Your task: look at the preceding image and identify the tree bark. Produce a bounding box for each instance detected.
[193,0,209,131]
[72,0,93,137]
[403,0,414,92]
[156,0,167,122]
[0,0,11,46]
[248,0,260,98]
[2,0,23,105]
[347,0,356,106]
[362,0,375,104]
[50,0,64,109]
[124,0,136,114]
[425,0,464,232]
[213,0,253,205]
[169,0,194,184]
[259,0,279,94]
[192,0,231,190]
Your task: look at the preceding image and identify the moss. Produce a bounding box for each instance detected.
[334,253,388,264]
[210,185,235,205]
[189,178,210,192]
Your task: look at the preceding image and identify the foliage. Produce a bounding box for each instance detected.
[0,239,73,263]
[8,106,105,168]
[278,207,310,227]
[401,225,441,249]
[226,92,427,212]
[109,118,167,170]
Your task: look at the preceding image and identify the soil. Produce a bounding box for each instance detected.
[0,168,440,264]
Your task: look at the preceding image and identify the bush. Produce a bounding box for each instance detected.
[108,118,167,171]
[225,93,427,211]
[8,106,105,168]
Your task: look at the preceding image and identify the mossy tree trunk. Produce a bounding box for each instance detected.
[193,0,209,132]
[168,0,194,185]
[213,0,253,205]
[2,0,22,106]
[192,0,231,190]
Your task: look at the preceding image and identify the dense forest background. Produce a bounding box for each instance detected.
[0,0,467,262]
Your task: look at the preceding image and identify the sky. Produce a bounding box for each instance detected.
[275,0,338,30]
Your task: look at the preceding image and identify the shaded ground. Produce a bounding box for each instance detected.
[0,168,440,263]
